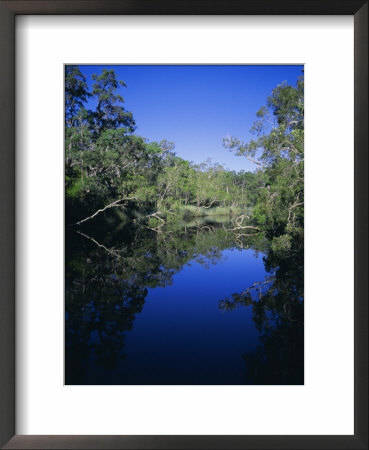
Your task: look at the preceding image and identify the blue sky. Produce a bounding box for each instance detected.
[78,65,303,172]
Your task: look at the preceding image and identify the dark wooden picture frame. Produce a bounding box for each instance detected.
[0,1,367,449]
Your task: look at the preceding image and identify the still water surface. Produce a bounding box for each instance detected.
[66,217,303,385]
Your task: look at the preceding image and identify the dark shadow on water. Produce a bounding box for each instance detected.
[65,215,303,385]
[219,235,304,385]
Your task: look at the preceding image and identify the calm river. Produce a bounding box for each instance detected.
[65,216,303,385]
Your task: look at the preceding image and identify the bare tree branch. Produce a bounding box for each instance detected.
[74,196,137,225]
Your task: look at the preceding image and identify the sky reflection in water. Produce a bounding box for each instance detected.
[65,219,303,385]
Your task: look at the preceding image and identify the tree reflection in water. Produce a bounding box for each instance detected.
[219,235,304,384]
[65,216,303,384]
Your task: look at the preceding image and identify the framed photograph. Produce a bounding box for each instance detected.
[0,1,367,449]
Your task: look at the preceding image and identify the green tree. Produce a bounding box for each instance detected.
[65,68,143,222]
[224,75,304,245]
[90,69,135,137]
[65,65,90,127]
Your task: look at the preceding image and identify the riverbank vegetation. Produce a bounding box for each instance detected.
[65,66,303,250]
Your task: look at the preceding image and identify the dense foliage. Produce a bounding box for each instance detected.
[66,67,263,228]
[224,74,304,248]
[66,66,303,248]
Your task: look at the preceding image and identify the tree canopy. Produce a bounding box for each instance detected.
[224,74,304,248]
